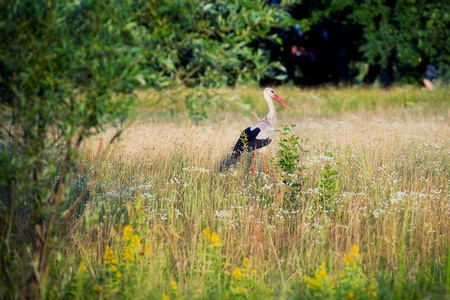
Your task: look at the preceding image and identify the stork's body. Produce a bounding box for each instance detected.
[232,88,290,175]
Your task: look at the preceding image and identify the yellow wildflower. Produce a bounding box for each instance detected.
[243,257,250,267]
[304,261,335,291]
[232,267,243,280]
[368,278,377,297]
[163,295,170,300]
[369,277,377,289]
[79,262,87,272]
[348,291,355,299]
[123,247,133,261]
[171,280,177,290]
[316,261,327,278]
[116,271,122,278]
[77,262,87,276]
[123,225,133,241]
[210,232,221,247]
[241,287,248,294]
[203,227,211,239]
[103,246,116,265]
[131,234,141,248]
[344,254,353,265]
[145,242,152,256]
[328,277,335,289]
[93,284,102,292]
[303,275,323,290]
[344,245,359,266]
[110,264,118,272]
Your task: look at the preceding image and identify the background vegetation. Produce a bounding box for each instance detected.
[289,0,450,84]
[0,0,449,299]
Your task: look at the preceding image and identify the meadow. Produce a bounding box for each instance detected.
[61,86,449,299]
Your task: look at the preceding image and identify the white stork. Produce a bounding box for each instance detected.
[232,87,290,175]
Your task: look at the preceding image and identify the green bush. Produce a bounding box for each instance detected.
[275,124,308,205]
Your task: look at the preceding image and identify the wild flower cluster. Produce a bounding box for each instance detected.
[303,245,377,299]
[202,227,221,248]
[229,257,259,297]
[82,224,151,295]
[303,261,335,292]
[344,245,359,267]
[103,246,121,278]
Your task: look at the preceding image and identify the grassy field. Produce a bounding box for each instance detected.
[61,86,449,299]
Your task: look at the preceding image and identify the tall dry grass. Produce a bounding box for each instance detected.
[64,86,449,299]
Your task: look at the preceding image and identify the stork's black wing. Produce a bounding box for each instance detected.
[232,126,272,159]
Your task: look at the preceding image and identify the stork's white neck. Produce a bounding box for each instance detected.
[264,91,277,126]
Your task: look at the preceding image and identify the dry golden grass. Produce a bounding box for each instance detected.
[69,87,449,298]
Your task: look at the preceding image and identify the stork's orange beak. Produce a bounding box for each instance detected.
[274,94,290,110]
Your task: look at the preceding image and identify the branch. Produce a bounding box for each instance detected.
[0,120,14,139]
[62,180,96,222]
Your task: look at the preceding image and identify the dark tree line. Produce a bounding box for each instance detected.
[262,0,450,86]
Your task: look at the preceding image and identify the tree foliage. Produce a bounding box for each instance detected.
[352,0,449,71]
[130,0,295,88]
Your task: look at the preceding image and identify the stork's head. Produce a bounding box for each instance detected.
[264,87,290,110]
